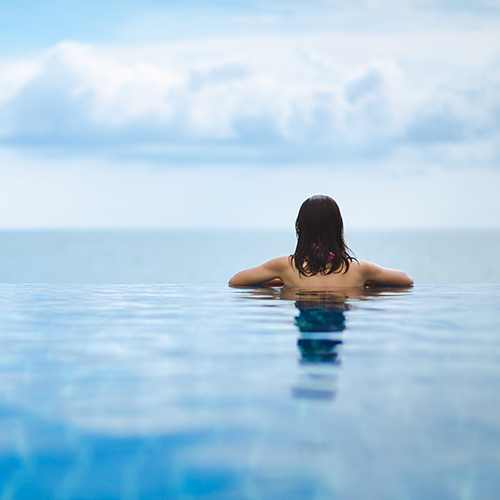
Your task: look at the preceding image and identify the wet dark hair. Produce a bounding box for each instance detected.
[292,195,356,277]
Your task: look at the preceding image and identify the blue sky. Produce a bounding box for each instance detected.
[0,0,499,228]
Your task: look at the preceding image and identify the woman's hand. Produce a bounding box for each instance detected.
[261,278,284,287]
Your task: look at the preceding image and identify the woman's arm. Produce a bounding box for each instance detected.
[228,257,286,287]
[360,260,414,286]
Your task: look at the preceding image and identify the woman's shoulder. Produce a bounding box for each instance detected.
[265,255,293,271]
[350,259,382,270]
[353,259,393,273]
[352,259,414,286]
[348,259,381,277]
[350,259,369,270]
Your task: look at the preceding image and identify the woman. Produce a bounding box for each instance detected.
[229,195,413,288]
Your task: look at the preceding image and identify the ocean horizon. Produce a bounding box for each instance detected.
[0,228,498,285]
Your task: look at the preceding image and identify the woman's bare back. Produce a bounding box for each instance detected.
[277,256,366,288]
[229,256,413,288]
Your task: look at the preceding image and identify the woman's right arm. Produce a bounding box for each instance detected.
[228,257,287,287]
[360,260,414,286]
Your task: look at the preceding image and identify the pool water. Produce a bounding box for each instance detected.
[0,284,499,499]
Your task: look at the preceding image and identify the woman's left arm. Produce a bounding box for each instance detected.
[228,257,286,287]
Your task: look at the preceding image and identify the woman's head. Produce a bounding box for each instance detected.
[292,195,355,276]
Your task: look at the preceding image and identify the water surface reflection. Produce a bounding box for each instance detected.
[237,286,413,400]
[288,291,348,399]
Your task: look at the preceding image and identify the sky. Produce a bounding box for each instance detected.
[0,0,499,229]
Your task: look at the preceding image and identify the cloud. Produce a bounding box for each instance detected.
[0,33,499,166]
[0,1,498,231]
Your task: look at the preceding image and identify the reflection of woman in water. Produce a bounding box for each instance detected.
[229,195,413,288]
[235,285,413,400]
[295,296,347,332]
[291,291,349,398]
[294,292,347,364]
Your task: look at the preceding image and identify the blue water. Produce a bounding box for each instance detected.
[0,229,499,283]
[0,283,499,499]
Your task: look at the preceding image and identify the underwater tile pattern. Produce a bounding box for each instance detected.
[0,284,499,499]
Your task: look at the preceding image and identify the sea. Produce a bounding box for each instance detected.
[0,228,499,284]
[0,229,499,499]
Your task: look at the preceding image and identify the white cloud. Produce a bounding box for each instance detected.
[0,3,499,230]
[0,26,499,166]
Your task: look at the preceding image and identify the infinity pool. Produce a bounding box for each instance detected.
[0,284,499,499]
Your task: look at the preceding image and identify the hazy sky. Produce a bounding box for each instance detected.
[1,0,499,228]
